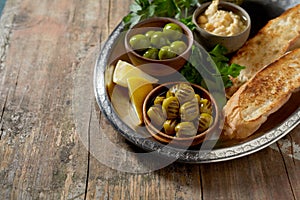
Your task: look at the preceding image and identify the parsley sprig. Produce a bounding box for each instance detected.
[123,0,199,29]
[209,45,245,88]
[180,44,245,88]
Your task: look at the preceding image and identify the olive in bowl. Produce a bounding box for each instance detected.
[192,1,251,54]
[142,82,219,147]
[124,17,193,76]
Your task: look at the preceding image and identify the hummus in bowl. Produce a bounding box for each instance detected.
[197,0,246,36]
[192,0,251,53]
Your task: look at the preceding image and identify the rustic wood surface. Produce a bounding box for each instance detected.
[0,0,299,199]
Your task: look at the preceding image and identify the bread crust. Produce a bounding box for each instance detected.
[226,4,300,97]
[222,48,300,139]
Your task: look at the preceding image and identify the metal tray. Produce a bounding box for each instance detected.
[94,0,300,163]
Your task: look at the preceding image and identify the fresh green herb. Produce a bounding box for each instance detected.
[209,44,245,88]
[123,0,155,29]
[179,16,196,31]
[123,0,199,29]
[180,44,245,88]
[180,45,204,85]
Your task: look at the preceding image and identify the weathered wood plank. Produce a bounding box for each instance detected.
[200,146,296,199]
[278,127,300,199]
[0,0,110,199]
[0,0,299,199]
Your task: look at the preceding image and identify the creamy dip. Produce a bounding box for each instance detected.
[197,0,246,36]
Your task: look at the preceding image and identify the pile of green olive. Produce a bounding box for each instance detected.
[147,83,214,138]
[129,23,188,60]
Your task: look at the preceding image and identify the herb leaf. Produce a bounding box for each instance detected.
[123,0,155,29]
[123,0,199,29]
[179,16,196,30]
[154,0,179,18]
[209,44,245,88]
[180,44,245,89]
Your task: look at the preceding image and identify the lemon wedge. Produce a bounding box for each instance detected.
[113,60,158,87]
[127,77,153,125]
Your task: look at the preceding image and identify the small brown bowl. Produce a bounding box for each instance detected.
[142,82,219,147]
[192,1,251,53]
[124,17,193,77]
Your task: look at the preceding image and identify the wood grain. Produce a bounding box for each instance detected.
[0,0,299,199]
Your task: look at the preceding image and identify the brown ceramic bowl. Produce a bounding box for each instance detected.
[142,82,219,147]
[124,17,193,77]
[192,1,251,54]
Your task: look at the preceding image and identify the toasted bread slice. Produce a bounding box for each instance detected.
[226,4,300,97]
[222,48,300,140]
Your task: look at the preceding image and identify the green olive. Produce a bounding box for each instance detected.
[158,46,176,60]
[174,83,195,104]
[153,95,165,105]
[199,99,212,114]
[147,106,166,127]
[129,34,150,51]
[143,48,159,59]
[150,31,170,48]
[195,94,201,104]
[145,30,155,39]
[170,41,187,55]
[180,100,199,122]
[163,23,183,41]
[197,113,213,132]
[175,122,197,138]
[162,96,179,119]
[163,119,178,135]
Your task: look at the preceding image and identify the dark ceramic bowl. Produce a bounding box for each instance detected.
[142,82,219,147]
[124,17,193,77]
[192,1,251,53]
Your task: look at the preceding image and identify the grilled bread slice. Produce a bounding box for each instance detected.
[226,4,300,97]
[222,48,300,140]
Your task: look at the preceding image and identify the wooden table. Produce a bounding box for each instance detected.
[0,0,299,199]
